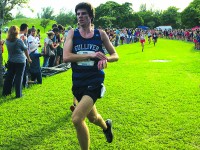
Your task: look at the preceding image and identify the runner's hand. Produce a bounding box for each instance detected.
[28,58,32,63]
[91,51,107,60]
[98,59,107,70]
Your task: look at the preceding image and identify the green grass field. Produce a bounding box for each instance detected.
[1,39,200,150]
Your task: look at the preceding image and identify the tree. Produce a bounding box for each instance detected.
[15,11,27,19]
[15,6,27,18]
[40,19,50,32]
[114,2,137,28]
[147,21,156,29]
[152,10,162,28]
[94,1,121,28]
[37,12,41,19]
[94,1,136,28]
[55,9,76,27]
[160,6,180,28]
[119,13,143,28]
[181,0,200,28]
[98,16,116,28]
[0,0,29,86]
[139,4,147,12]
[138,11,151,25]
[40,7,55,20]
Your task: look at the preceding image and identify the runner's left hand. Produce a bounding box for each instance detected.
[98,59,107,70]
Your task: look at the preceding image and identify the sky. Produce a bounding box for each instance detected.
[13,0,193,18]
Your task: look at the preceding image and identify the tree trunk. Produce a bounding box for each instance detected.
[0,3,4,88]
[0,25,3,87]
[0,46,2,87]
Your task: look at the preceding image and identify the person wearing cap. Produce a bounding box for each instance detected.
[42,31,59,67]
[2,26,32,98]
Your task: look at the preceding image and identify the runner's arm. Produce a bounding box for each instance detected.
[100,30,119,62]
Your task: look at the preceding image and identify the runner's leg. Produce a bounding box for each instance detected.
[72,95,94,150]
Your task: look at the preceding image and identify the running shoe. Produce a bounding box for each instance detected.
[103,119,113,143]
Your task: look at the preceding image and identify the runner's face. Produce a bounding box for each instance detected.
[76,9,91,26]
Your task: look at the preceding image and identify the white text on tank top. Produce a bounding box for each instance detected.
[75,44,100,66]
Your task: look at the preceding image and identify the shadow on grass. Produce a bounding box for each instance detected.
[0,95,17,105]
[190,47,200,53]
[1,113,72,149]
[126,51,141,55]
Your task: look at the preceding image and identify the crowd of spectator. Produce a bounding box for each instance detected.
[102,27,200,50]
[1,23,67,98]
[1,23,200,98]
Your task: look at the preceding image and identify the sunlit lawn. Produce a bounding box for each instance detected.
[1,38,200,149]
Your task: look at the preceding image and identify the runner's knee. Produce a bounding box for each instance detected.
[72,115,83,126]
[88,115,98,124]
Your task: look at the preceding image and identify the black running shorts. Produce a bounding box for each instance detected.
[72,84,103,103]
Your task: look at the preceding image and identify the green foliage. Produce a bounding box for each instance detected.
[160,6,180,28]
[94,1,120,27]
[15,11,27,19]
[40,19,50,32]
[118,13,143,29]
[1,39,200,149]
[152,10,163,27]
[94,1,135,28]
[0,0,29,23]
[98,16,116,28]
[3,12,14,24]
[138,11,154,26]
[139,3,147,12]
[137,6,180,29]
[95,1,166,28]
[147,21,156,29]
[40,6,55,20]
[181,0,200,28]
[55,9,76,27]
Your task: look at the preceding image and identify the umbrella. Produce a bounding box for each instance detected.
[192,26,200,31]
